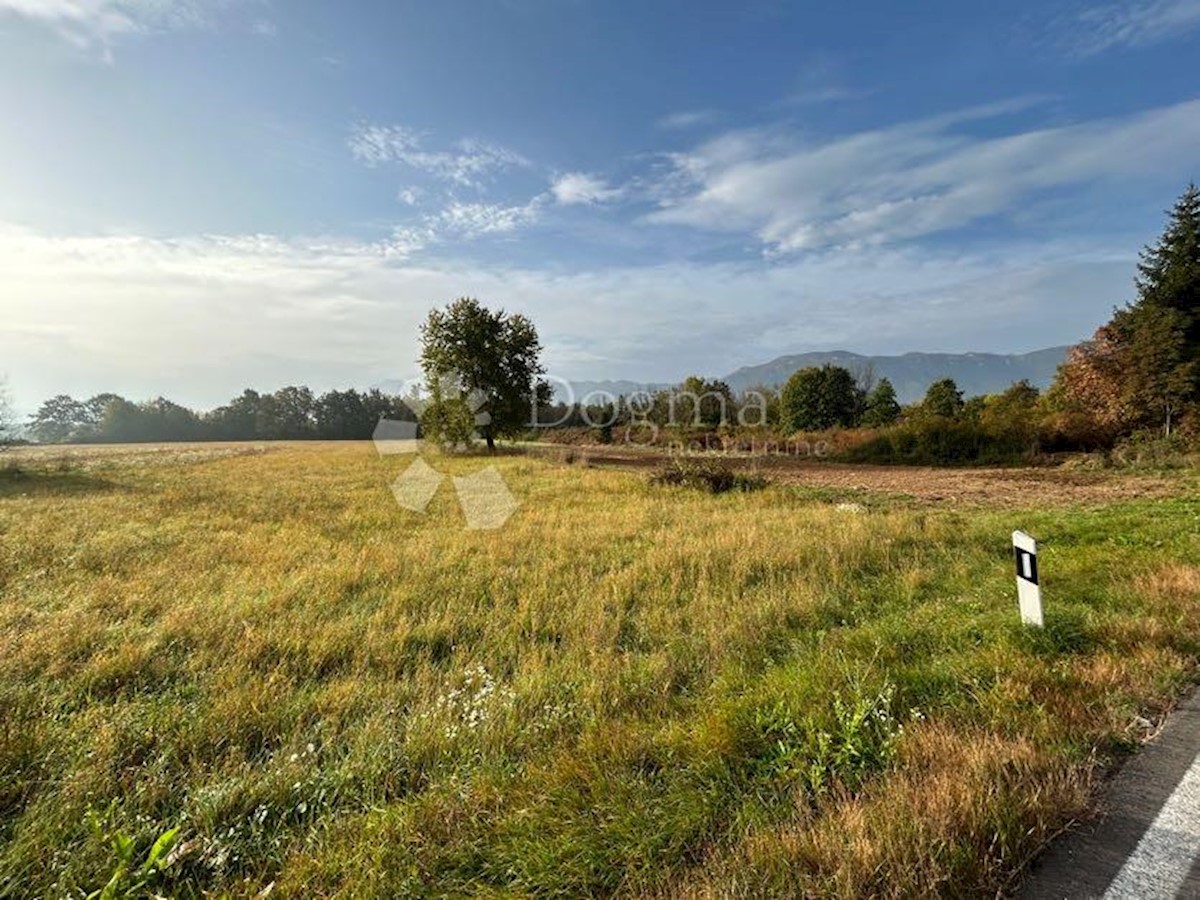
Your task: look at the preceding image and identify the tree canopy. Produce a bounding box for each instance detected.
[780,364,861,432]
[27,386,413,444]
[861,378,901,427]
[921,378,965,419]
[420,298,550,451]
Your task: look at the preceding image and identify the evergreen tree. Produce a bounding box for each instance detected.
[861,377,901,427]
[1056,184,1200,437]
[921,378,964,419]
[1127,184,1200,433]
[1136,183,1200,351]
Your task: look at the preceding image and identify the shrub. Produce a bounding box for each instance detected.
[1110,430,1200,469]
[649,459,767,493]
[846,419,1033,465]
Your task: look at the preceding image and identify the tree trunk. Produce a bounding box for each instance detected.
[486,432,496,453]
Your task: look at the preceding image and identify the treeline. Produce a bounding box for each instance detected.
[27,387,415,444]
[547,184,1200,463]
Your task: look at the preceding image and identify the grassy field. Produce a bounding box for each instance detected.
[1,443,1198,897]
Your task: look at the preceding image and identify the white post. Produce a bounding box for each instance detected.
[1012,530,1043,627]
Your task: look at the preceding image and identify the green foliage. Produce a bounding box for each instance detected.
[420,386,479,451]
[780,365,862,432]
[420,298,550,451]
[921,378,965,419]
[672,376,735,428]
[847,417,1033,465]
[84,810,179,900]
[27,386,415,444]
[861,378,901,427]
[752,681,903,799]
[1052,183,1200,438]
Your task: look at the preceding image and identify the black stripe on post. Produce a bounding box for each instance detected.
[1014,547,1038,586]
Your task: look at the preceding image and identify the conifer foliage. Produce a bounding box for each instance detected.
[1056,184,1200,437]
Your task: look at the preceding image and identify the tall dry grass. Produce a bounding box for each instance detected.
[0,444,1196,896]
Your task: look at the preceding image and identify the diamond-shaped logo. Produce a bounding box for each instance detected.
[452,467,519,530]
[391,456,444,513]
[374,376,520,530]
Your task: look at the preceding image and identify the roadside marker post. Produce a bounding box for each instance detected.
[1012,530,1043,627]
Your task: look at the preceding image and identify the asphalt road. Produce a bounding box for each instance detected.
[1022,688,1200,899]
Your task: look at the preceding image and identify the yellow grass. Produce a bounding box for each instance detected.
[0,443,1197,897]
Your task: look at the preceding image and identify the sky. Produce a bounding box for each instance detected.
[1,0,1199,411]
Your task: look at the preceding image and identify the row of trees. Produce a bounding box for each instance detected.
[547,184,1199,452]
[26,387,416,444]
[15,184,1197,453]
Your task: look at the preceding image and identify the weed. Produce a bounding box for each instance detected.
[649,458,768,493]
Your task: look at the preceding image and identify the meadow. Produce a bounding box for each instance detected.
[1,443,1198,897]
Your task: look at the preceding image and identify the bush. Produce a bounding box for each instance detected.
[846,419,1033,465]
[1110,430,1200,468]
[649,459,768,493]
[1037,410,1119,452]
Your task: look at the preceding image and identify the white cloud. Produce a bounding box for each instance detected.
[648,98,1200,254]
[347,124,529,189]
[438,200,542,236]
[0,0,259,52]
[0,219,1136,411]
[549,172,620,206]
[379,196,545,257]
[1071,0,1200,55]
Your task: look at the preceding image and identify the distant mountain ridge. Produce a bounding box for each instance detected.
[722,347,1070,404]
[555,347,1070,406]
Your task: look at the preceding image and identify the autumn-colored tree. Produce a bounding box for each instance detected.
[1053,324,1129,432]
[1052,184,1200,438]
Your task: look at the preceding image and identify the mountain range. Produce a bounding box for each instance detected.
[552,347,1071,406]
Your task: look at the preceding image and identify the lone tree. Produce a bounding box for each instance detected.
[1054,183,1200,436]
[861,377,901,427]
[780,364,861,432]
[420,298,550,452]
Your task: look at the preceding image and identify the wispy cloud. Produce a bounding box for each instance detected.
[348,124,529,189]
[648,98,1200,254]
[1069,0,1200,55]
[657,110,721,130]
[383,197,546,256]
[0,0,265,54]
[549,172,620,206]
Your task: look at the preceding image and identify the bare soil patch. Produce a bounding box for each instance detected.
[532,445,1186,506]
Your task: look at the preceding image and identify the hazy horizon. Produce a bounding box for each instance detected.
[3,0,1198,411]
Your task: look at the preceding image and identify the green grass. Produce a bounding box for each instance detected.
[0,444,1198,897]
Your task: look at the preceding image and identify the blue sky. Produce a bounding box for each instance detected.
[2,0,1199,410]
